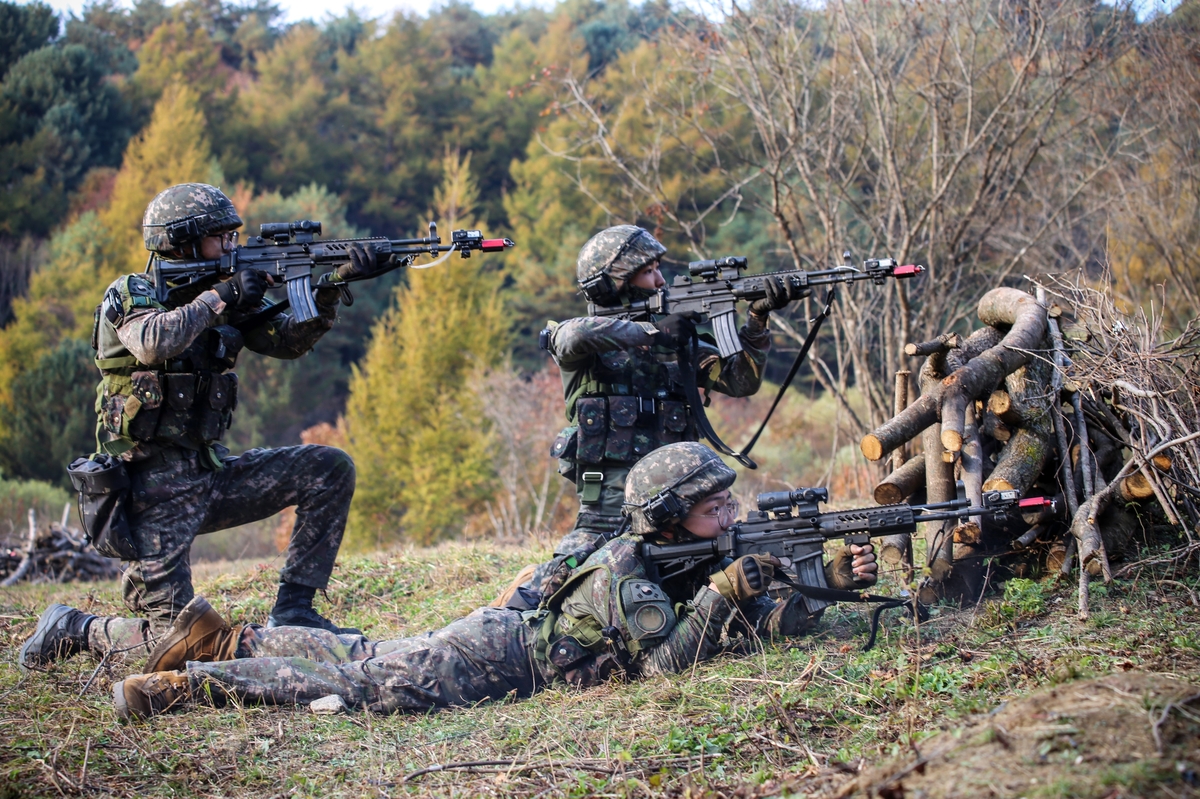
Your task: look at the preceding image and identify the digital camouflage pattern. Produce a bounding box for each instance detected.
[86,444,356,659]
[142,183,242,254]
[575,225,667,288]
[188,607,554,712]
[623,441,737,535]
[177,527,811,714]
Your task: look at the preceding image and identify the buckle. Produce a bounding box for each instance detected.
[582,472,603,483]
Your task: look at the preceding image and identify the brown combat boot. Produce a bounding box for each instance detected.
[114,670,192,722]
[145,596,241,673]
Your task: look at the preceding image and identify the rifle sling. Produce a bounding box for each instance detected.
[739,288,837,459]
[772,570,908,652]
[679,342,757,469]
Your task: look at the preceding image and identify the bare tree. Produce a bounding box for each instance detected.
[542,0,1141,450]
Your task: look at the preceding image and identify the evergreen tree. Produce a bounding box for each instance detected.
[344,150,507,548]
[0,338,96,486]
[0,82,218,446]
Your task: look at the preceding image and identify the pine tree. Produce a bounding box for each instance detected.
[0,81,218,464]
[344,150,507,548]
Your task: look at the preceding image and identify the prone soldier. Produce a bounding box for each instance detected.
[21,183,381,673]
[111,442,876,719]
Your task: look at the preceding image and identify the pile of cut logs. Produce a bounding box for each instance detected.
[1,505,120,586]
[860,281,1200,615]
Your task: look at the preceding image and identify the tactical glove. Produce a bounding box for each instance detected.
[654,311,702,350]
[213,269,268,310]
[825,544,878,589]
[749,275,809,316]
[335,243,384,282]
[710,554,778,601]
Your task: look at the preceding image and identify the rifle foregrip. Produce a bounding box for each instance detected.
[819,505,917,539]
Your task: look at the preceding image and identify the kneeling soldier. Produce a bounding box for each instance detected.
[21,183,381,674]
[112,442,876,720]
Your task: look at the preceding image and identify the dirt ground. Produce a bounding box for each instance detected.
[841,671,1200,799]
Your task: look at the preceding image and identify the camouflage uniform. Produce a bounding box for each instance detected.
[179,444,802,712]
[84,185,352,659]
[513,227,772,606]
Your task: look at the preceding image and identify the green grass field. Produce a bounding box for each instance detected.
[2,538,1198,798]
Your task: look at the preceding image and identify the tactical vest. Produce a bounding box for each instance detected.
[532,536,678,686]
[92,274,241,458]
[553,344,697,472]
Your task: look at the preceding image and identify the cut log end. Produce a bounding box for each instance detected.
[861,435,884,462]
[941,429,964,452]
[1119,473,1155,501]
[982,477,1015,492]
[874,484,905,505]
[1151,453,1172,472]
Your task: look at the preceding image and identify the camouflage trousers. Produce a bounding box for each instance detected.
[88,444,355,659]
[188,607,556,713]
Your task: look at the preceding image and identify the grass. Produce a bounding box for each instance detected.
[1,536,1198,798]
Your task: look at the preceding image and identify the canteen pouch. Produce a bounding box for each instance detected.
[67,454,137,560]
[550,424,579,482]
[575,398,607,464]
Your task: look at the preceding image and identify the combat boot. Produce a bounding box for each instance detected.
[113,670,192,722]
[20,604,96,672]
[268,581,361,635]
[145,596,241,673]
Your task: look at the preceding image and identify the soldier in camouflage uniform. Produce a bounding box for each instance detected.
[500,226,806,609]
[111,442,876,720]
[21,183,379,674]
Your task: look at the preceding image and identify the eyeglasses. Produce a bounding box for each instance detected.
[220,230,239,251]
[687,499,739,524]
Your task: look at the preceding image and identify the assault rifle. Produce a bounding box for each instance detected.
[148,221,515,323]
[642,487,1053,646]
[585,252,924,358]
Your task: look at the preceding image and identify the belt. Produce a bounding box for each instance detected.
[125,446,199,474]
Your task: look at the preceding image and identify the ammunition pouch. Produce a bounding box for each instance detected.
[570,396,691,467]
[100,370,238,449]
[67,454,137,560]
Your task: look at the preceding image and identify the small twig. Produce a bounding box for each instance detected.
[1151,692,1200,755]
[1157,579,1200,608]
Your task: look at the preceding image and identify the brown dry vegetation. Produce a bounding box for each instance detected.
[1,536,1198,798]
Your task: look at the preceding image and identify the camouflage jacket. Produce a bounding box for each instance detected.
[94,273,339,457]
[548,316,770,423]
[543,534,778,685]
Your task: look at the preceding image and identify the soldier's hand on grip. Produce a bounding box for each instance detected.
[654,311,702,350]
[335,243,385,282]
[710,553,780,601]
[750,275,809,316]
[825,543,878,589]
[214,269,268,310]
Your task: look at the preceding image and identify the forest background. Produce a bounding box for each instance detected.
[0,0,1197,554]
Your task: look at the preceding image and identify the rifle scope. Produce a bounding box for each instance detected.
[260,220,322,243]
[756,487,829,513]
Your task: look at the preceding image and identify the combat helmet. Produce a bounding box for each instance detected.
[623,442,736,536]
[576,225,667,306]
[143,183,243,255]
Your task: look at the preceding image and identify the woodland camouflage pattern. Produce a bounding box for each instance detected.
[142,183,242,253]
[575,225,667,286]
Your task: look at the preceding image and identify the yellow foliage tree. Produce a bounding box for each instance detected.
[344,150,508,548]
[0,82,220,435]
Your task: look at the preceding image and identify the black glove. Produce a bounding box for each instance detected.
[213,269,268,310]
[654,311,702,350]
[335,243,384,282]
[749,275,808,316]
